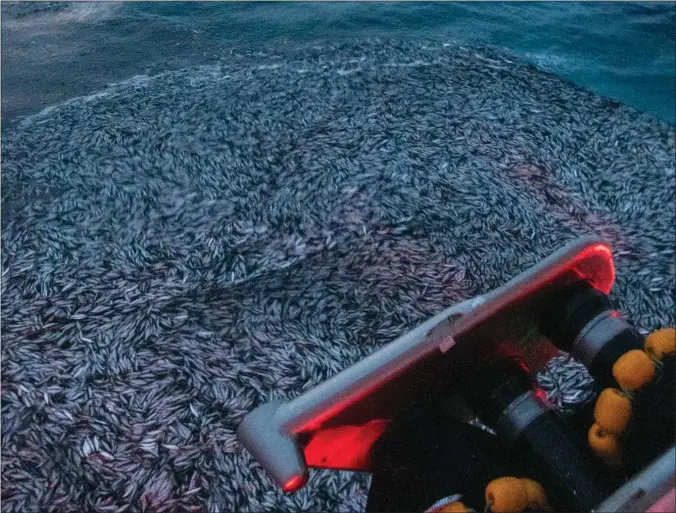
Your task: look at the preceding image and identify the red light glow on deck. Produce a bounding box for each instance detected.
[282,475,306,493]
[534,388,550,404]
[303,419,389,471]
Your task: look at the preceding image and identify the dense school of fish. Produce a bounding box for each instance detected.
[1,40,674,512]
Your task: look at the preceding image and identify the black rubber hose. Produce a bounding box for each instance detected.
[539,281,644,389]
[466,355,616,511]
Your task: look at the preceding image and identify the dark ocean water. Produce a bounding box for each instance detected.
[2,1,675,124]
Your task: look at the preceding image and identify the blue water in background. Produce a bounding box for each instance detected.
[2,1,675,123]
[125,1,675,123]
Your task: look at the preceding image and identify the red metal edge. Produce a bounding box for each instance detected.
[299,239,616,472]
[569,242,615,295]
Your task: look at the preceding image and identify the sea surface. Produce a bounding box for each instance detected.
[2,1,675,124]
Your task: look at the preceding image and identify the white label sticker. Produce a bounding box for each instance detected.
[470,296,486,309]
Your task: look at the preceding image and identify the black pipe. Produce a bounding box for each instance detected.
[465,354,616,511]
[539,281,644,389]
[539,281,675,471]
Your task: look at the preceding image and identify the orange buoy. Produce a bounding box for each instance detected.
[485,477,529,513]
[645,328,676,360]
[439,501,471,512]
[612,349,655,391]
[520,478,551,511]
[594,388,632,435]
[588,423,622,466]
